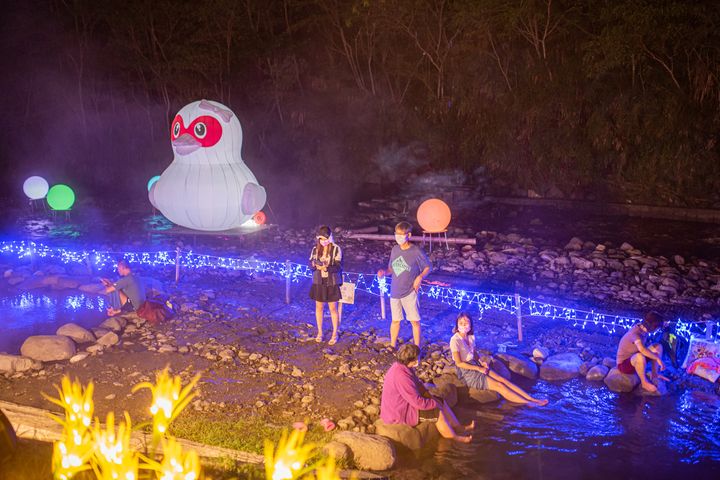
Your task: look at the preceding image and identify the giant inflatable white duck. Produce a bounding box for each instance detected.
[150,99,266,231]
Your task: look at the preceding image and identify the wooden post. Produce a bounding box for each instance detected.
[30,245,37,272]
[514,293,523,342]
[175,247,181,283]
[285,260,291,304]
[380,284,386,320]
[707,322,715,341]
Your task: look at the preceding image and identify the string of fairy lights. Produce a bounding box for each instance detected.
[0,240,717,342]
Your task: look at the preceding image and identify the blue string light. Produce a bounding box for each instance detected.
[1,240,718,343]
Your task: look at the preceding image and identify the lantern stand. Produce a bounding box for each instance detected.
[422,229,449,253]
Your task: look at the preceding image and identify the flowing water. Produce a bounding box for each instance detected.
[420,379,720,479]
[0,291,106,354]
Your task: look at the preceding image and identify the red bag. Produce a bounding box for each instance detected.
[137,298,175,325]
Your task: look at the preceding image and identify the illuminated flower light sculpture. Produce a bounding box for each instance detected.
[23,176,49,200]
[416,198,451,233]
[150,99,267,231]
[132,367,200,437]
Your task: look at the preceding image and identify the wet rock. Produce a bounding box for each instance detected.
[496,353,538,379]
[586,365,609,381]
[333,431,396,470]
[467,388,500,404]
[56,323,95,344]
[322,441,352,464]
[564,237,583,251]
[374,419,438,451]
[539,353,583,381]
[0,353,40,373]
[604,367,640,393]
[602,357,616,369]
[491,358,511,380]
[21,335,76,362]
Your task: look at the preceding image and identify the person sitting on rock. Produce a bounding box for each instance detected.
[616,311,669,393]
[451,312,548,406]
[380,343,474,443]
[101,259,146,317]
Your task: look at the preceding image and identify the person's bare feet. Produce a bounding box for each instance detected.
[106,307,120,317]
[454,434,472,444]
[534,398,549,406]
[315,333,322,342]
[463,420,476,432]
[641,381,658,393]
[328,333,338,346]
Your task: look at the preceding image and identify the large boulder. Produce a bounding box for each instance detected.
[56,323,95,344]
[427,379,458,408]
[496,353,538,379]
[374,419,438,451]
[604,367,640,393]
[322,441,352,464]
[0,353,41,373]
[53,276,80,289]
[333,431,396,470]
[586,365,609,382]
[467,388,500,404]
[79,283,105,294]
[99,317,126,332]
[20,335,76,362]
[97,332,120,347]
[491,358,511,380]
[539,353,583,381]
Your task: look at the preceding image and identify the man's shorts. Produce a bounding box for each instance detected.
[120,299,135,313]
[390,290,420,323]
[617,357,635,375]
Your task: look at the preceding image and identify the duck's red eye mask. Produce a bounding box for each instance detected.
[170,115,222,147]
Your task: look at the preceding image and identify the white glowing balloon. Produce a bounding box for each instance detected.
[23,176,49,200]
[151,100,267,231]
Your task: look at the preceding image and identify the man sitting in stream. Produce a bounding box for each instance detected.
[616,311,669,393]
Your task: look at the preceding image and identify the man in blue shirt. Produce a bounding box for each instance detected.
[377,221,432,348]
[101,259,146,316]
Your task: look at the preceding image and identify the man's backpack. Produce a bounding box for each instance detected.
[137,297,176,325]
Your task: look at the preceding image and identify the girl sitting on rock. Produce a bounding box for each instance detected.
[380,343,474,443]
[451,312,548,406]
[309,225,343,345]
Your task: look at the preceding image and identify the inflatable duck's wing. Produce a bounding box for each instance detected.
[241,182,267,216]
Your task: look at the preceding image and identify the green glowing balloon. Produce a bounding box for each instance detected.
[47,184,76,211]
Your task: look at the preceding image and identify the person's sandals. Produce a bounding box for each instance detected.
[315,334,323,343]
[328,333,338,346]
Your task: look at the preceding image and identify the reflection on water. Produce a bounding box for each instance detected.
[429,379,720,479]
[0,292,105,354]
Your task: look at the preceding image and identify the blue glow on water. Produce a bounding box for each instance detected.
[434,379,720,478]
[0,292,106,354]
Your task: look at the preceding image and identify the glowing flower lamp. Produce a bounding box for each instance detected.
[417,198,451,233]
[47,184,76,211]
[23,176,49,200]
[151,99,267,231]
[147,175,161,192]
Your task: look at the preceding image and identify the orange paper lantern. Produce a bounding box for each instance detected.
[417,198,451,233]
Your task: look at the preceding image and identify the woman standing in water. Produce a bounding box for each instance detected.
[309,225,343,345]
[451,312,548,406]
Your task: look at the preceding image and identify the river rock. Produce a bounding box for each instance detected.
[0,353,40,373]
[56,323,95,343]
[604,367,640,393]
[496,353,538,379]
[467,388,500,404]
[97,332,120,347]
[427,381,458,408]
[491,358,511,380]
[374,419,438,451]
[322,441,352,463]
[586,365,609,381]
[99,317,126,332]
[20,335,76,362]
[532,347,550,360]
[539,353,583,381]
[333,431,396,470]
